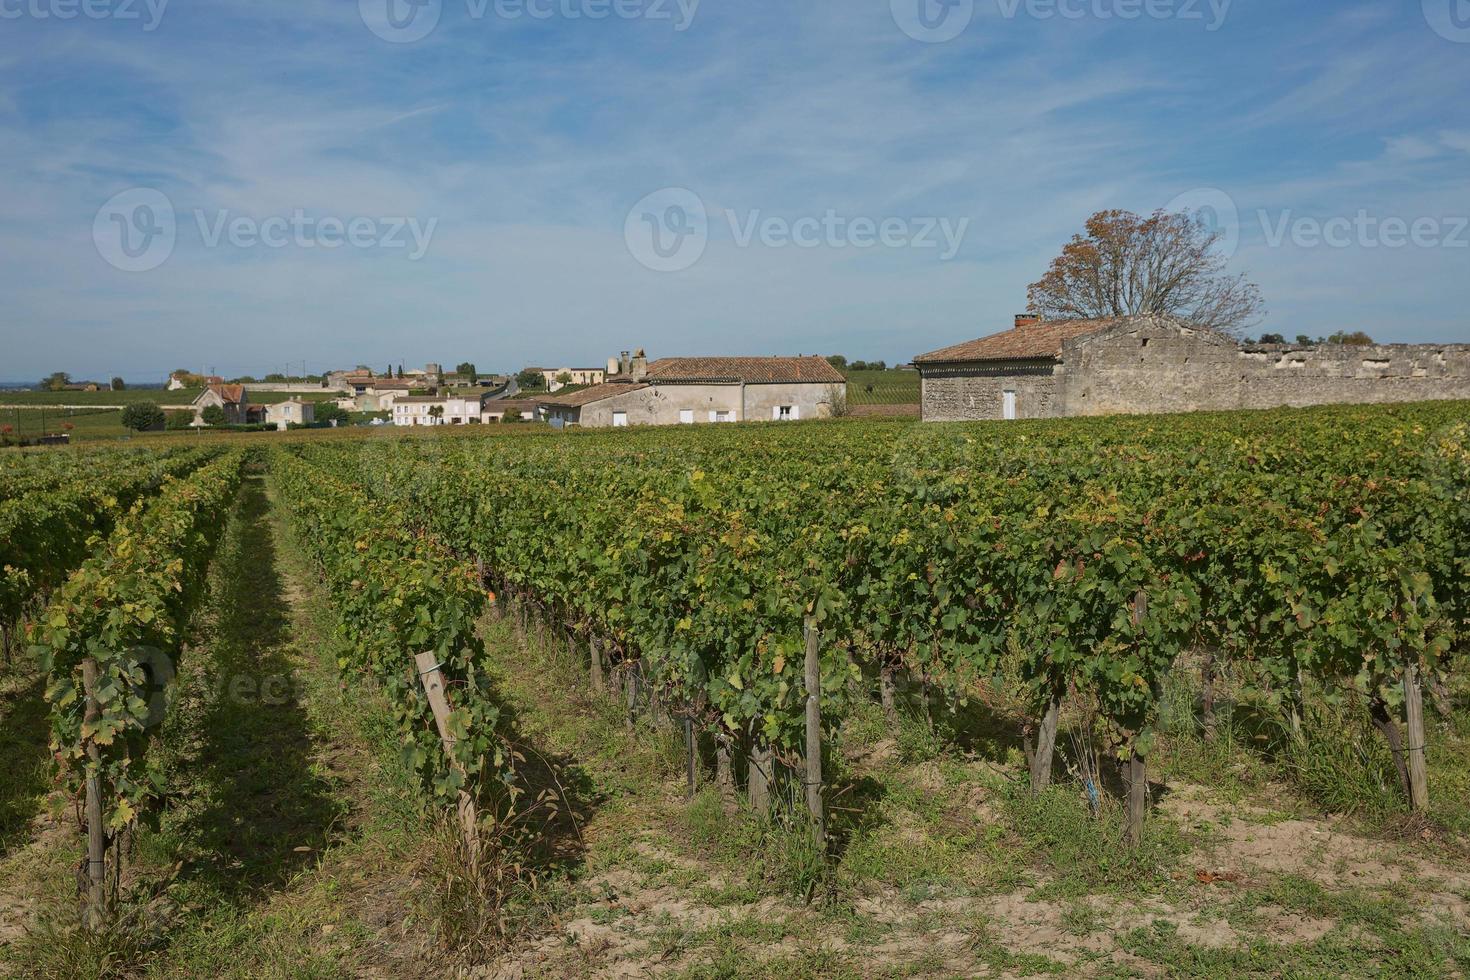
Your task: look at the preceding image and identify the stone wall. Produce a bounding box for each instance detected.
[1061,322,1470,414]
[921,317,1470,422]
[919,364,1059,422]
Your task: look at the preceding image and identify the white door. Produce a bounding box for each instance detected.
[612,411,628,428]
[1002,390,1017,420]
[679,409,694,424]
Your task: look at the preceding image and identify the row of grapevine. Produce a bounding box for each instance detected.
[314,401,1468,838]
[269,449,511,833]
[29,450,246,925]
[0,446,222,656]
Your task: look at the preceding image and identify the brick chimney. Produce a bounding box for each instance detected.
[631,348,648,380]
[619,350,632,375]
[1015,313,1041,330]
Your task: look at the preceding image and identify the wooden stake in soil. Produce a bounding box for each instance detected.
[1029,690,1061,795]
[747,741,771,815]
[1201,647,1217,741]
[1125,746,1147,845]
[414,653,482,868]
[625,664,638,731]
[879,664,898,728]
[716,736,736,803]
[803,617,825,844]
[590,636,604,693]
[1124,589,1149,845]
[684,715,697,800]
[81,658,108,930]
[1404,660,1430,812]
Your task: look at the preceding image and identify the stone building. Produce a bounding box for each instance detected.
[538,353,846,428]
[265,398,315,431]
[190,383,264,426]
[915,314,1470,422]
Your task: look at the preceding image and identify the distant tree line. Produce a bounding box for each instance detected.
[1249,331,1375,346]
[824,356,892,373]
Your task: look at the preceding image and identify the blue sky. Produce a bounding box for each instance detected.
[2,0,1469,381]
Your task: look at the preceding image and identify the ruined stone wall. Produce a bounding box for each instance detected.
[1058,322,1470,416]
[919,363,1060,422]
[921,318,1470,422]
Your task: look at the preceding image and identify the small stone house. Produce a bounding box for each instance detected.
[191,383,261,426]
[266,398,315,431]
[539,354,846,429]
[915,314,1470,422]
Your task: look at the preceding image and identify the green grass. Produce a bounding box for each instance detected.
[0,388,201,407]
[843,370,918,406]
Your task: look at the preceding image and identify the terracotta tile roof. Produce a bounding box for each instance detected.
[484,399,538,412]
[644,356,846,384]
[537,381,648,407]
[208,384,246,404]
[914,318,1123,364]
[367,379,415,390]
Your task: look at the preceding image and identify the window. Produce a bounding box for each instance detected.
[710,410,733,423]
[612,411,628,428]
[774,405,797,421]
[679,409,694,424]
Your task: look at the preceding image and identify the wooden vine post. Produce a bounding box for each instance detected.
[414,652,482,870]
[625,664,638,731]
[803,616,825,844]
[81,658,108,930]
[1125,590,1149,846]
[1404,660,1430,812]
[590,636,604,693]
[683,714,697,800]
[747,742,771,814]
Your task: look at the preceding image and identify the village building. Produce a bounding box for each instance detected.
[481,398,539,423]
[190,383,264,426]
[915,314,1470,422]
[391,392,486,426]
[540,366,608,391]
[538,351,846,429]
[265,398,315,431]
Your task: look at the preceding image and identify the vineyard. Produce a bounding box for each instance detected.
[1,403,1469,977]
